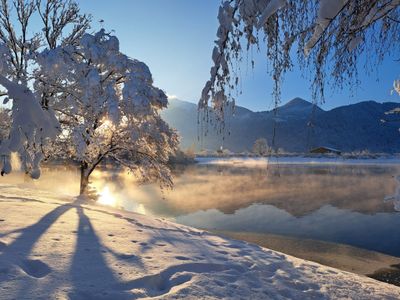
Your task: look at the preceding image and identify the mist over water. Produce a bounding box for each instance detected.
[2,158,400,256]
[0,164,81,196]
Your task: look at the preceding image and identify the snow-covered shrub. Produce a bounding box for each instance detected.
[253,138,269,156]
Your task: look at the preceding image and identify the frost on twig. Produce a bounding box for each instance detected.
[201,0,400,122]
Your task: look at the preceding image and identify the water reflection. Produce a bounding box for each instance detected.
[97,186,116,206]
[111,163,398,218]
[89,162,400,256]
[384,175,400,211]
[177,204,400,257]
[1,159,400,256]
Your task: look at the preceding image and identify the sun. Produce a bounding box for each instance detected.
[97,186,117,206]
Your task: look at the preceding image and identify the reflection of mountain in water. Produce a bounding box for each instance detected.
[135,164,398,218]
[139,163,400,256]
[177,203,400,257]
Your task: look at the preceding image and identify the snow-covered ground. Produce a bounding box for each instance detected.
[0,183,399,299]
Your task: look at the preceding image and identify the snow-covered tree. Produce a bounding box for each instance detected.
[35,30,179,195]
[201,0,400,118]
[253,138,268,156]
[0,0,90,177]
[0,48,59,178]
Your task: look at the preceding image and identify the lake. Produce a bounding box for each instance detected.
[3,157,400,257]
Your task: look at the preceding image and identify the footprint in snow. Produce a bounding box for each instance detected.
[118,254,136,260]
[20,259,51,278]
[206,242,219,247]
[174,256,190,261]
[118,262,242,298]
[194,256,205,261]
[225,243,243,249]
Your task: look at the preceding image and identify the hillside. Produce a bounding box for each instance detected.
[161,98,400,153]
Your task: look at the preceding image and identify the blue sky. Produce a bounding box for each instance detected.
[77,1,399,111]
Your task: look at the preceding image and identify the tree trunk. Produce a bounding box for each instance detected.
[79,161,89,196]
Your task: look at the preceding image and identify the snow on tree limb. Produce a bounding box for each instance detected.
[34,29,178,194]
[0,43,59,177]
[0,0,90,178]
[257,0,286,29]
[304,0,349,56]
[201,0,400,122]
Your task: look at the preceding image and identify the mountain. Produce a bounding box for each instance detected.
[161,98,400,153]
[275,97,324,117]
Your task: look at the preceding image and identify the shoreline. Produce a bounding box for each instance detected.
[1,182,400,298]
[211,230,400,286]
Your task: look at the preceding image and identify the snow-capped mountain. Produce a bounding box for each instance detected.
[162,98,400,153]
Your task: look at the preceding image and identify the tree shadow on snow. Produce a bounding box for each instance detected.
[67,206,136,299]
[1,199,164,299]
[0,198,134,298]
[1,201,75,299]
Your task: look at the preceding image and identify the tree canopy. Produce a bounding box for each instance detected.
[35,30,178,194]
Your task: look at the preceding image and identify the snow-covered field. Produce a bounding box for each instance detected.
[0,183,399,299]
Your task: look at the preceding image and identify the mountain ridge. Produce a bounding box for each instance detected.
[161,98,400,153]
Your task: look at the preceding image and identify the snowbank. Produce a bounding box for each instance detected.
[0,184,399,299]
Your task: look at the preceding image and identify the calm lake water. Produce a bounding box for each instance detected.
[3,157,400,257]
